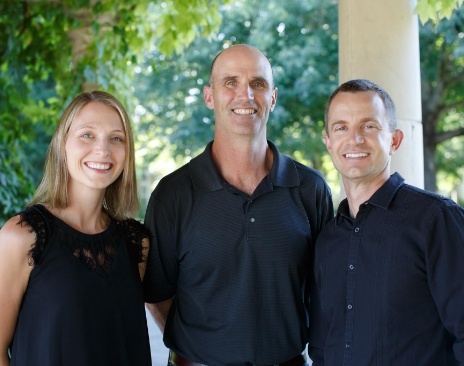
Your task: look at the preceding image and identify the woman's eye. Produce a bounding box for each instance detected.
[81,133,92,138]
[112,136,124,142]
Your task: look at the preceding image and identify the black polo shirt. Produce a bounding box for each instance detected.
[309,173,464,365]
[144,140,333,364]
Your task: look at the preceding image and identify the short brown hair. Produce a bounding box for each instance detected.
[325,79,397,134]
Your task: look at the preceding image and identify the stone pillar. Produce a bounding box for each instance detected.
[338,0,424,188]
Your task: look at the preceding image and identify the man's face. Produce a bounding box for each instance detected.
[203,46,277,139]
[324,90,402,185]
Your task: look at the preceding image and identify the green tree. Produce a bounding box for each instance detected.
[134,0,339,207]
[135,0,464,202]
[0,0,227,225]
[3,0,464,227]
[416,0,464,24]
[419,5,464,192]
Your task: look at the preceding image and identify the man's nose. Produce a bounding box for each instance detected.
[351,131,364,144]
[237,84,254,100]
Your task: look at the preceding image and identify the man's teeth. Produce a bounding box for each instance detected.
[234,109,255,115]
[345,153,368,158]
[87,162,111,170]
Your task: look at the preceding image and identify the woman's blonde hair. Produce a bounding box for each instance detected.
[29,91,139,219]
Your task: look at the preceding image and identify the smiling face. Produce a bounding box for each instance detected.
[65,101,126,195]
[324,90,403,186]
[203,45,277,140]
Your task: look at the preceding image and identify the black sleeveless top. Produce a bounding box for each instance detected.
[10,205,152,366]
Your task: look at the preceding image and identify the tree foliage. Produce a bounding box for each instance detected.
[133,0,464,202]
[416,0,464,24]
[134,0,339,207]
[0,0,227,225]
[420,4,464,191]
[3,0,464,225]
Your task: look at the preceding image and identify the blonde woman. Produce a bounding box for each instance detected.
[0,91,151,366]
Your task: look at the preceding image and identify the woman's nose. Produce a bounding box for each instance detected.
[95,138,110,155]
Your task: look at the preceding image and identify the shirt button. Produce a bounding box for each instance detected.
[250,217,255,223]
[347,304,353,310]
[349,264,355,270]
[354,227,360,233]
[345,343,351,349]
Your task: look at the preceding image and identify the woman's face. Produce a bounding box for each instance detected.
[65,101,126,195]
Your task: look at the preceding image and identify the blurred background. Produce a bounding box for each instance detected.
[1,1,464,364]
[2,0,464,226]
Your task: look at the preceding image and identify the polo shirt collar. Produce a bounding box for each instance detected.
[268,140,301,187]
[337,172,405,222]
[189,140,301,192]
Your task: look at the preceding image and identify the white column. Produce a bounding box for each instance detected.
[338,0,424,188]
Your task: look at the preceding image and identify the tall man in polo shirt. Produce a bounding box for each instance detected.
[308,79,464,365]
[143,44,334,365]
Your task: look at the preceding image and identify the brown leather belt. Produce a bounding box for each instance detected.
[168,350,306,366]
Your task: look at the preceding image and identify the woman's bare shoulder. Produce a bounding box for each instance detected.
[0,215,36,258]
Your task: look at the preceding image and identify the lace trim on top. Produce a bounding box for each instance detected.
[17,205,148,277]
[116,219,150,267]
[55,224,118,278]
[18,205,52,266]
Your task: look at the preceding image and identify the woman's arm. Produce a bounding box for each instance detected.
[145,298,173,333]
[138,237,150,281]
[0,216,35,366]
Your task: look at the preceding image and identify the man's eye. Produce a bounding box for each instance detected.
[363,124,379,132]
[226,81,236,86]
[81,133,92,138]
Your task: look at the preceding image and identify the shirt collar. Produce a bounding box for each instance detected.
[336,172,405,222]
[189,140,301,192]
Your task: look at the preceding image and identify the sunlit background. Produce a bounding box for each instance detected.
[1,1,464,364]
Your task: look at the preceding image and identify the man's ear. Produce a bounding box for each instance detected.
[204,85,214,110]
[270,87,278,112]
[323,133,332,153]
[390,129,404,155]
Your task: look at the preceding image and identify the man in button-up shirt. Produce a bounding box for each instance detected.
[143,44,334,365]
[308,79,464,365]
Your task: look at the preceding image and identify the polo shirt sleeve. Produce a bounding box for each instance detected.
[299,173,334,246]
[314,179,335,233]
[143,184,178,303]
[426,202,464,362]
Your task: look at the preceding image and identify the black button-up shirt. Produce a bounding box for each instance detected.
[308,172,464,365]
[144,140,334,364]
